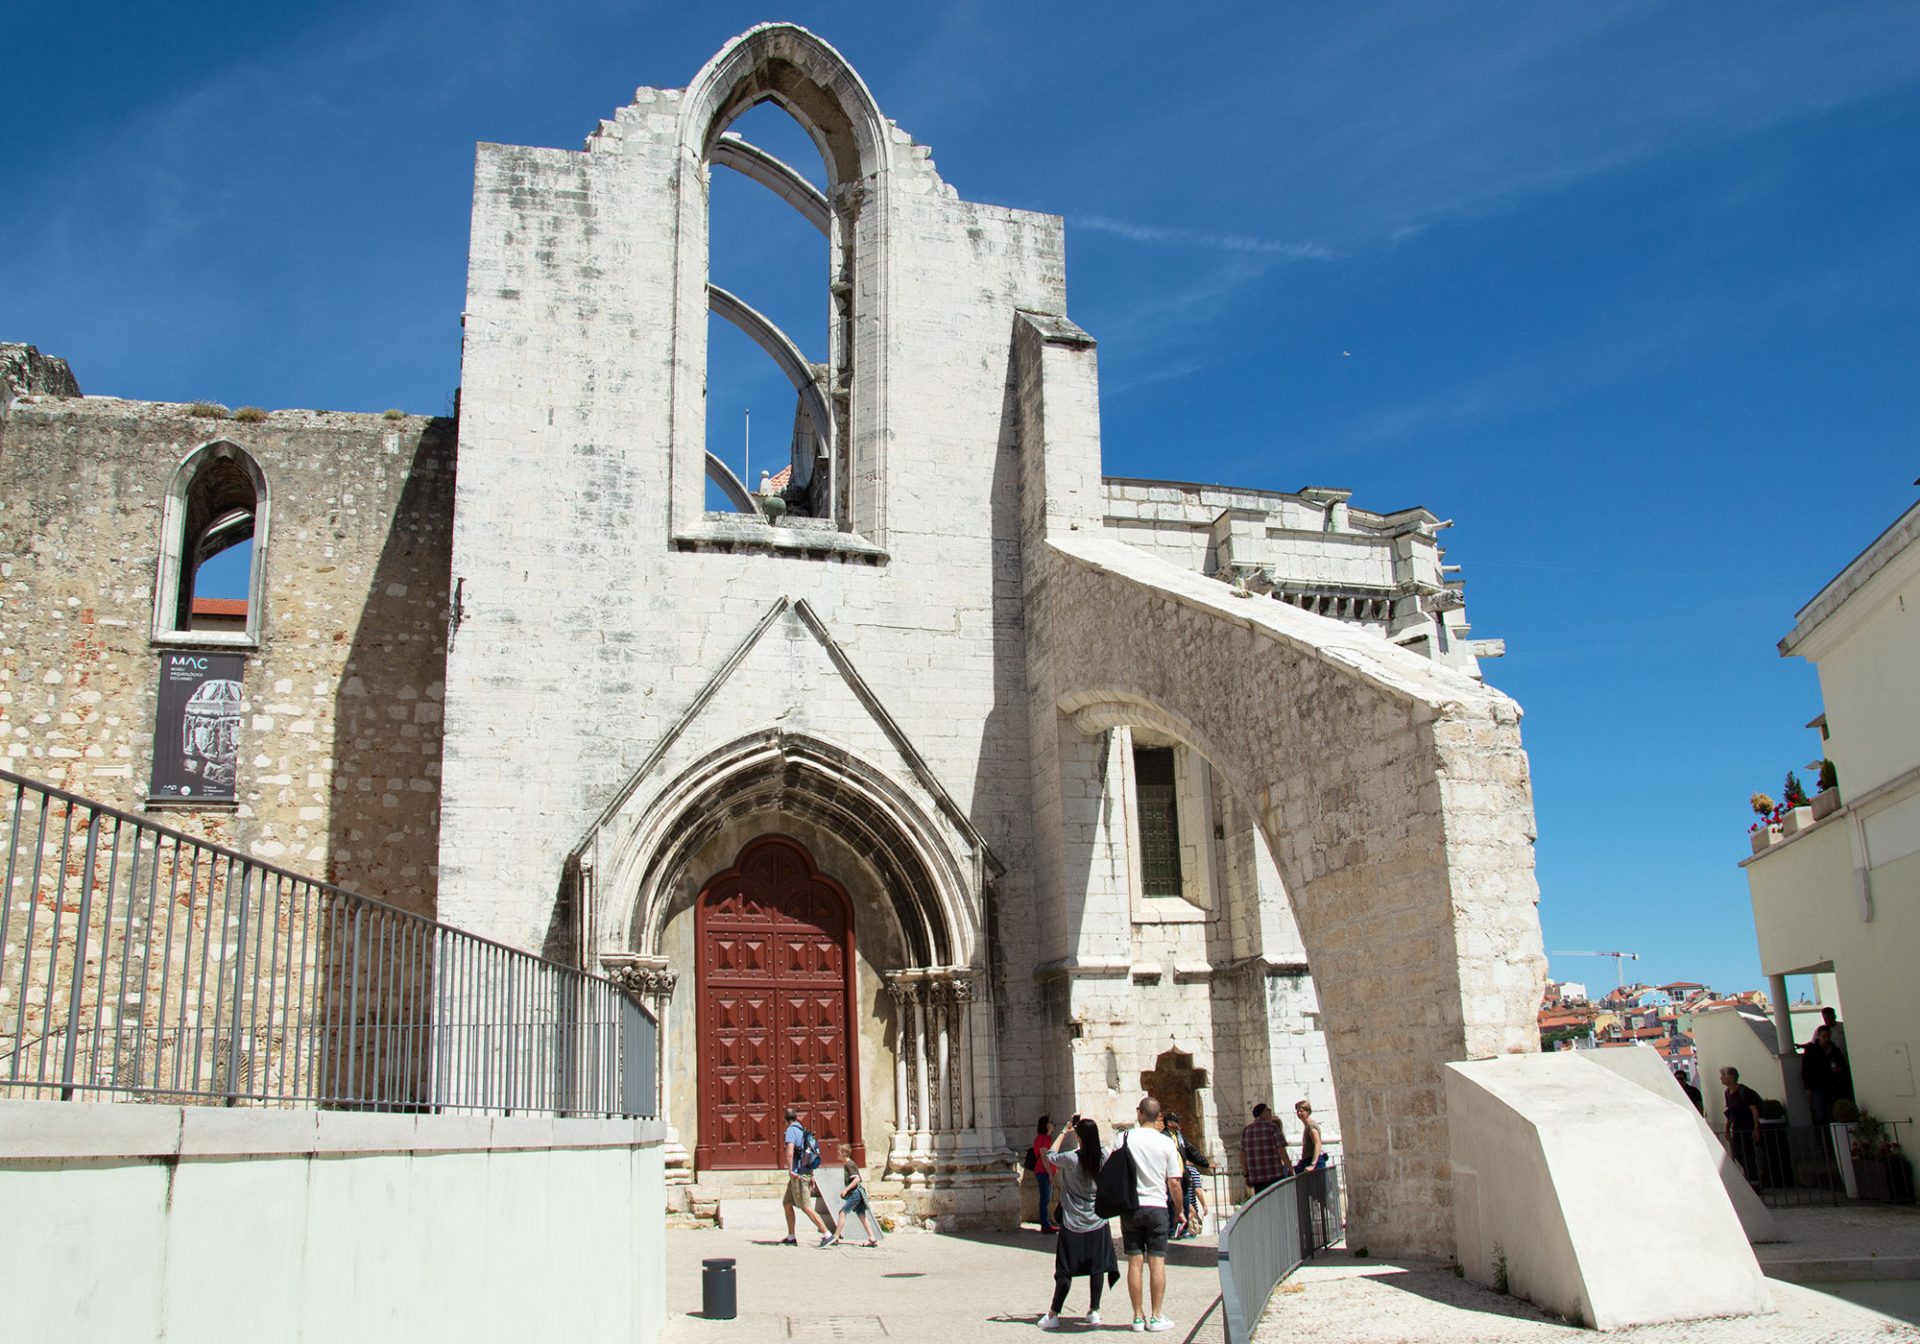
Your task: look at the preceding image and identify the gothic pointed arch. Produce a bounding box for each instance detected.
[598,730,978,975]
[668,22,895,545]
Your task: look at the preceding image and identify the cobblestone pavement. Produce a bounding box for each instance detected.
[1757,1203,1920,1281]
[663,1208,1920,1344]
[1252,1252,1919,1343]
[662,1224,1232,1343]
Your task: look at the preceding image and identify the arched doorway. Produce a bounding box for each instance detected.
[694,834,864,1170]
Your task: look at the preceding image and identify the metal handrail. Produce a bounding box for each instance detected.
[1216,1162,1344,1344]
[0,768,656,1117]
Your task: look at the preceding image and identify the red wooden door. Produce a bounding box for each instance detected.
[695,835,863,1170]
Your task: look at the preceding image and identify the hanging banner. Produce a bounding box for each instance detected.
[149,651,246,802]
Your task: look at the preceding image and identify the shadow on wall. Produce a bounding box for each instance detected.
[325,420,458,918]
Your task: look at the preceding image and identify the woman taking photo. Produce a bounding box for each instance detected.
[1036,1115,1120,1330]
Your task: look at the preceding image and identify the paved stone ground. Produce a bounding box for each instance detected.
[664,1201,1920,1342]
[1756,1203,1920,1282]
[1252,1251,1918,1342]
[662,1224,1233,1342]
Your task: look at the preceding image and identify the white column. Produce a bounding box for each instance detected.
[953,976,976,1132]
[934,984,952,1132]
[887,979,909,1139]
[912,984,931,1143]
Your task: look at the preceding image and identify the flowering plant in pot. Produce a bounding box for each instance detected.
[1748,792,1784,852]
[1849,1110,1915,1204]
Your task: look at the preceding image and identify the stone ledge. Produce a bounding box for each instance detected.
[0,1099,663,1161]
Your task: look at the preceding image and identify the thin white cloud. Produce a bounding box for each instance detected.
[1073,216,1334,261]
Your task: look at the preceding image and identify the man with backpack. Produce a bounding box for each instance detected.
[1115,1096,1183,1333]
[779,1105,833,1246]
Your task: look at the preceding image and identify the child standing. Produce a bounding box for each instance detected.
[828,1147,883,1247]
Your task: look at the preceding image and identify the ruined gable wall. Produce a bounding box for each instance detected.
[441,79,1065,1034]
[0,396,454,915]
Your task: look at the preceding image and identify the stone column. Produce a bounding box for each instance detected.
[934,979,953,1133]
[952,973,976,1132]
[608,962,683,1172]
[911,981,932,1154]
[885,976,911,1155]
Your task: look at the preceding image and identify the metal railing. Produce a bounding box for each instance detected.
[1216,1162,1344,1344]
[0,768,655,1116]
[1721,1120,1913,1208]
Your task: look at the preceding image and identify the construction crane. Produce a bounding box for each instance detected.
[1550,950,1641,988]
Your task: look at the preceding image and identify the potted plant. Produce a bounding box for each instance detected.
[1749,792,1782,853]
[1812,759,1843,820]
[1849,1110,1915,1204]
[1780,772,1816,835]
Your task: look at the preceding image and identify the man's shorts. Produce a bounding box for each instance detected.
[782,1174,812,1208]
[1121,1205,1171,1257]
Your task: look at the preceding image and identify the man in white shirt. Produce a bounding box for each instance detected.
[1120,1096,1184,1332]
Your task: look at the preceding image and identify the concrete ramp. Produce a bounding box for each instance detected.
[1445,1053,1772,1329]
[1581,1045,1779,1243]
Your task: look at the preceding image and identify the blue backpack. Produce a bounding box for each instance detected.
[798,1127,823,1174]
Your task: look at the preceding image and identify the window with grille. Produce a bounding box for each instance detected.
[1134,746,1183,897]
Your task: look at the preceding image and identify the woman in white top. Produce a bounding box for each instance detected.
[1036,1115,1119,1330]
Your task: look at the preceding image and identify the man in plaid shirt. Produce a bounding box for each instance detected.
[1239,1103,1290,1196]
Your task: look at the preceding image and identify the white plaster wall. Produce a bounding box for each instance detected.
[1745,815,1920,1119]
[0,1102,667,1344]
[1807,532,1920,800]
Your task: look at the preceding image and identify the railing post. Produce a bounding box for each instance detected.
[59,809,104,1099]
[225,863,252,1106]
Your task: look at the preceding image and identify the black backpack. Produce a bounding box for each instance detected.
[1093,1133,1139,1219]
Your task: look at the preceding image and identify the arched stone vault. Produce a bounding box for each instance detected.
[1013,312,1545,1258]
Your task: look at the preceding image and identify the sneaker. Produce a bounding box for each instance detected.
[1146,1316,1175,1333]
[777,1236,797,1246]
[1086,1311,1102,1326]
[1037,1314,1061,1331]
[1132,1320,1147,1333]
[818,1234,836,1247]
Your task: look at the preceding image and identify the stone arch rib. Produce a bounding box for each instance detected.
[703,451,755,511]
[708,283,835,465]
[709,133,830,235]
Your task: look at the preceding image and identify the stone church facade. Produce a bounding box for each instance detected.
[0,27,1544,1255]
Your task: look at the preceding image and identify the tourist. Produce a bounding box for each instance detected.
[1293,1100,1325,1174]
[1164,1112,1210,1238]
[1675,1069,1704,1114]
[1122,1096,1183,1333]
[778,1106,833,1247]
[1720,1067,1763,1186]
[1801,1025,1850,1127]
[1035,1115,1118,1330]
[1822,1005,1847,1057]
[827,1145,882,1247]
[1239,1102,1289,1198]
[1030,1115,1058,1233]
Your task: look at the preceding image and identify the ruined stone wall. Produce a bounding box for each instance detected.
[443,47,1065,1169]
[0,395,455,913]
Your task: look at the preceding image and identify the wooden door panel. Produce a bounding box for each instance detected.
[696,835,861,1171]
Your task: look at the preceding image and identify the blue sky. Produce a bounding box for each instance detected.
[6,2,1918,996]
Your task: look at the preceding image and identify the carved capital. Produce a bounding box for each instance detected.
[949,973,976,1004]
[609,965,678,1001]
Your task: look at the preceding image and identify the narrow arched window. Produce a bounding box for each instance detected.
[670,26,892,549]
[153,441,270,646]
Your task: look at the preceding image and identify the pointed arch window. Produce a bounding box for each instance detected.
[669,25,893,554]
[152,440,270,647]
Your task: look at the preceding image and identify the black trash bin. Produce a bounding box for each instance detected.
[701,1257,737,1320]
